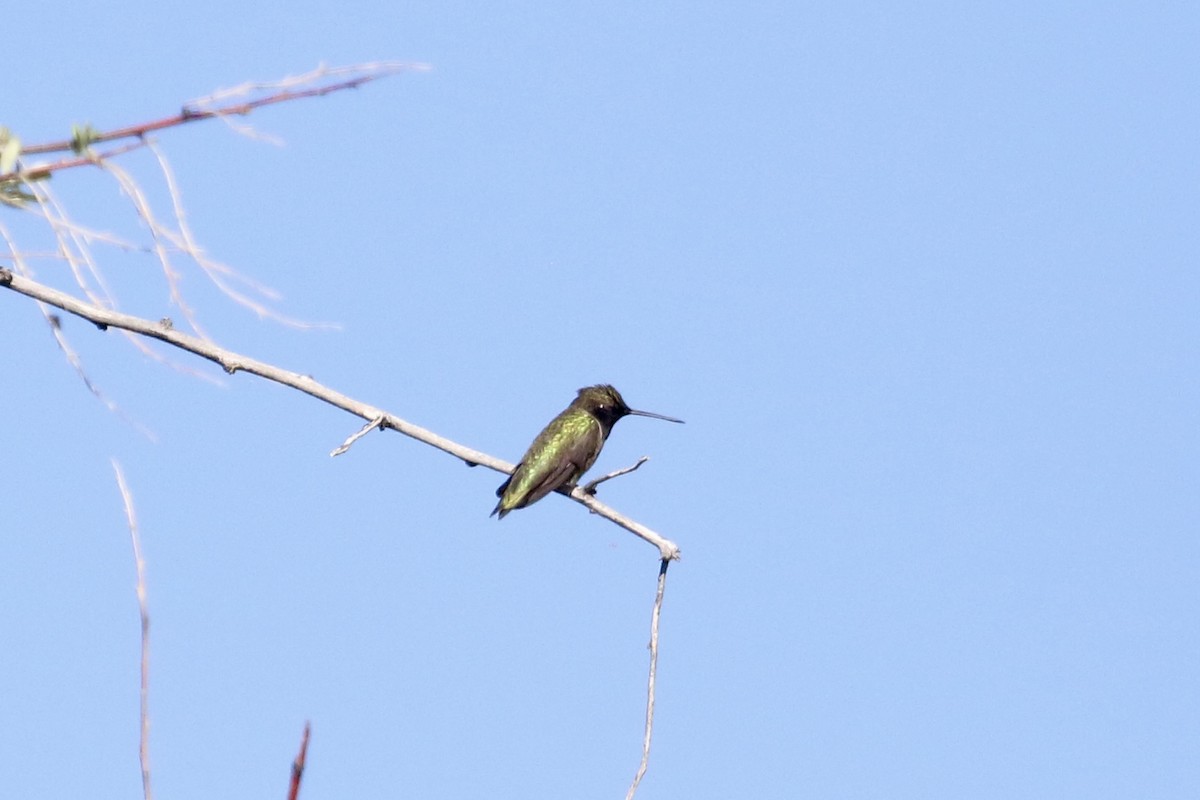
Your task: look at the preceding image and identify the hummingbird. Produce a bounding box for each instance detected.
[491,384,684,519]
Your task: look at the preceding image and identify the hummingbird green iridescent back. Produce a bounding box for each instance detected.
[491,385,683,519]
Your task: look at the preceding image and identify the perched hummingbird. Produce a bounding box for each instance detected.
[492,384,684,519]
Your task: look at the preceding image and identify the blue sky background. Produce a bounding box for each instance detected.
[2,2,1198,798]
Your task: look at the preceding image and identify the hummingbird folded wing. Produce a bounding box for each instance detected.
[493,409,606,518]
[513,458,582,509]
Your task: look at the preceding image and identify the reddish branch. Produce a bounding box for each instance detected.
[287,722,312,800]
[4,141,148,183]
[23,71,394,156]
[1,64,420,184]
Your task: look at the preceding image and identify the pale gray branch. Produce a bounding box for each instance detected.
[1,269,681,561]
[626,558,670,800]
[112,459,152,800]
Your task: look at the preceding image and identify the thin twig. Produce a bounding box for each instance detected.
[28,178,125,308]
[1,140,148,183]
[0,268,682,560]
[582,456,650,494]
[287,722,312,800]
[146,140,337,330]
[112,459,153,800]
[16,62,428,159]
[4,63,397,395]
[0,225,156,439]
[23,177,221,385]
[8,69,357,338]
[331,416,387,456]
[100,158,210,340]
[626,559,670,800]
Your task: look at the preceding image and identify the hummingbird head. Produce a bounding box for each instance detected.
[573,384,684,433]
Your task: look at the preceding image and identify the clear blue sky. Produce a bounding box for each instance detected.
[3,2,1197,798]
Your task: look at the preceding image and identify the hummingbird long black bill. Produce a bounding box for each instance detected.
[627,409,685,424]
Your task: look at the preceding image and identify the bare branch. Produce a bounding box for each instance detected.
[7,68,365,337]
[582,456,650,495]
[2,62,396,390]
[21,177,222,383]
[287,722,312,800]
[145,141,337,330]
[112,460,153,800]
[2,140,149,183]
[99,157,211,339]
[27,179,127,306]
[0,225,156,439]
[0,268,681,560]
[626,559,670,800]
[16,62,429,160]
